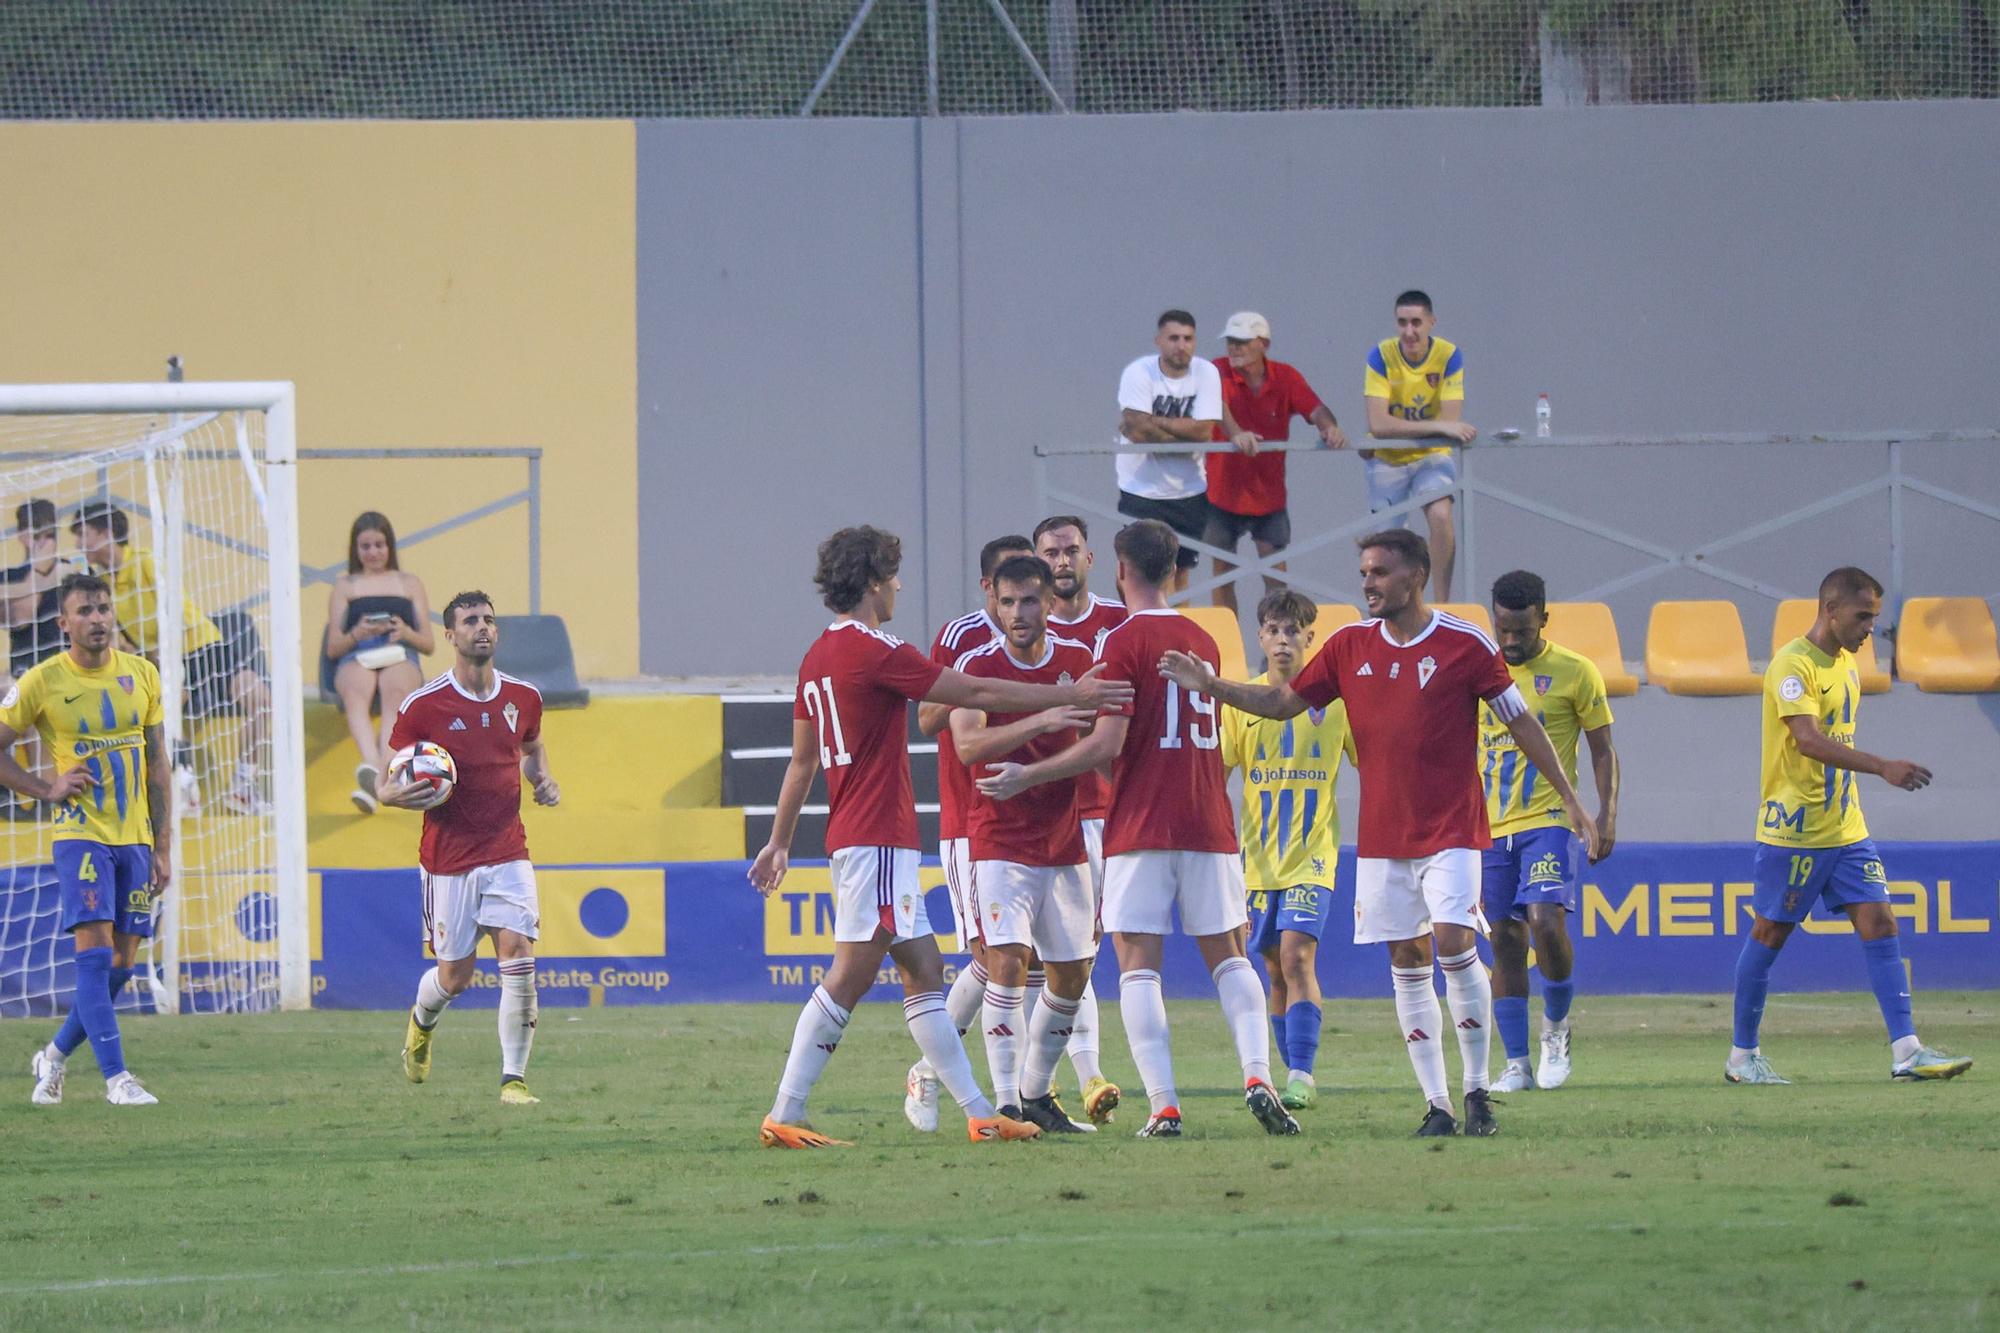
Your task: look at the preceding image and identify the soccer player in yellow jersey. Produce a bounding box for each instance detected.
[1727,566,1970,1086]
[1478,571,1619,1093]
[0,574,171,1107]
[1221,591,1355,1110]
[1363,290,1475,601]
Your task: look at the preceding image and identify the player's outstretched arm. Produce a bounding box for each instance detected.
[521,735,560,807]
[1505,711,1599,859]
[1781,715,1931,791]
[949,704,1093,767]
[750,719,821,896]
[1584,724,1620,863]
[1157,651,1306,720]
[927,662,1133,716]
[0,721,95,804]
[977,716,1128,803]
[144,722,173,891]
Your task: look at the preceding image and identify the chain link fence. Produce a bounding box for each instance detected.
[0,1,1993,120]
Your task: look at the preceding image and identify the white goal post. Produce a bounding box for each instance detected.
[0,382,309,1013]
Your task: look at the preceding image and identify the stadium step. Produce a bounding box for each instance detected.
[724,695,940,857]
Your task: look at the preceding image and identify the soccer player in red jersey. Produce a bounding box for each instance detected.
[1033,513,1126,1122]
[981,520,1299,1139]
[379,592,560,1106]
[903,534,1030,1130]
[1163,530,1599,1137]
[950,554,1103,1134]
[750,526,1132,1148]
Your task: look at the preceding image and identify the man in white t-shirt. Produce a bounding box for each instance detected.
[1115,309,1224,595]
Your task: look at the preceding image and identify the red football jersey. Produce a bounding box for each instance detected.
[1206,356,1325,517]
[929,610,997,841]
[1290,610,1517,858]
[1094,609,1238,857]
[1047,593,1127,820]
[956,634,1095,867]
[390,670,544,876]
[794,619,944,854]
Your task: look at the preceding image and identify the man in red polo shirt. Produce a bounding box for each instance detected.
[1205,312,1346,614]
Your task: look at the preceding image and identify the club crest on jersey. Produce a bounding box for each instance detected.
[1417,656,1437,688]
[1426,373,1440,387]
[1057,672,1074,687]
[481,711,491,728]
[448,717,468,731]
[1388,662,1400,679]
[503,702,520,733]
[117,675,134,693]
[1534,674,1553,695]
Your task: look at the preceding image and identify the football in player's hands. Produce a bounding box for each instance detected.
[387,742,457,807]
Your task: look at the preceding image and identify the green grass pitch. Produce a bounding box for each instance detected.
[2,992,1993,1330]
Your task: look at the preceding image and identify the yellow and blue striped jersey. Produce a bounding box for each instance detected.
[110,547,222,656]
[1222,676,1355,891]
[1758,636,1867,848]
[1479,639,1612,837]
[0,650,162,846]
[1364,336,1464,466]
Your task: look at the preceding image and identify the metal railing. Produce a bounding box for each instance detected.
[1035,430,2000,633]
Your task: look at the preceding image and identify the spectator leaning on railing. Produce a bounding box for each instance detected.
[1114,308,1223,596]
[325,511,434,815]
[1204,311,1347,615]
[1362,289,1475,601]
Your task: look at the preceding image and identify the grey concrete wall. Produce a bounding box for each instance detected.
[638,100,2000,677]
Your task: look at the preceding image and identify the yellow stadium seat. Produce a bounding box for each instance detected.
[1896,597,2000,693]
[1771,599,1891,694]
[1177,605,1251,683]
[1544,602,1640,697]
[1303,602,1363,661]
[1645,601,1763,696]
[1433,603,1494,637]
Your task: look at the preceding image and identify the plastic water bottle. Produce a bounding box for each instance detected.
[1536,392,1552,439]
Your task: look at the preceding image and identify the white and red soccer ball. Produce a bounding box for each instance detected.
[388,741,457,808]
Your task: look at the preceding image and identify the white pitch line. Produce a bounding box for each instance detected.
[1,1218,1790,1297]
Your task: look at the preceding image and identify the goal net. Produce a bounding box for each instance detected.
[0,383,307,1018]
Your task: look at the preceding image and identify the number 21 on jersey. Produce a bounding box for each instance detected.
[801,675,853,768]
[1161,675,1218,750]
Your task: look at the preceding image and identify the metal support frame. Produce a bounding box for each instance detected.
[802,0,1070,116]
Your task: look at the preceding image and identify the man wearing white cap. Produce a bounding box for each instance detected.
[1204,312,1346,615]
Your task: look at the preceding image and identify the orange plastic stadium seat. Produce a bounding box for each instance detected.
[1433,603,1495,637]
[1544,602,1640,697]
[1177,605,1251,683]
[1645,601,1763,696]
[1771,599,1890,694]
[1896,597,2000,693]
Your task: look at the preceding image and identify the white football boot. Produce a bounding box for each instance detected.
[1491,1059,1536,1093]
[105,1071,159,1106]
[903,1060,940,1132]
[1538,1019,1573,1090]
[30,1049,65,1106]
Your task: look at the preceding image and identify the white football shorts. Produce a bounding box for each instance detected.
[422,859,539,961]
[1102,850,1248,938]
[940,836,978,944]
[830,845,930,944]
[1081,818,1105,896]
[972,860,1096,962]
[1352,847,1485,944]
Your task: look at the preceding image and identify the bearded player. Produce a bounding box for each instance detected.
[382,592,559,1106]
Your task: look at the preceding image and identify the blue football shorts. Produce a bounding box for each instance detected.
[1480,826,1583,922]
[1751,838,1889,923]
[1247,883,1336,953]
[54,840,156,936]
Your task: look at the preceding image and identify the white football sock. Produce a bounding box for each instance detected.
[1022,989,1081,1101]
[771,986,849,1123]
[1439,948,1492,1094]
[981,982,1028,1110]
[1392,964,1450,1109]
[1118,968,1177,1114]
[905,991,996,1120]
[497,959,538,1080]
[411,967,453,1029]
[1211,955,1272,1087]
[1892,1034,1923,1063]
[41,1041,64,1067]
[1065,981,1104,1085]
[945,959,988,1035]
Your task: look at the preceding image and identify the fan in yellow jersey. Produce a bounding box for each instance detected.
[1220,591,1355,1111]
[1362,289,1475,600]
[0,574,171,1108]
[1477,571,1619,1094]
[1726,567,1971,1087]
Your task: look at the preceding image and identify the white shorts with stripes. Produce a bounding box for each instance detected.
[830,845,930,944]
[422,859,539,961]
[940,836,978,943]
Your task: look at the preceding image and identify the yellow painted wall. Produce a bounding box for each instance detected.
[0,121,637,677]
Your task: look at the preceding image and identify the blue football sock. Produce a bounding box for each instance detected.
[1860,936,1916,1043]
[1542,979,1575,1026]
[72,947,127,1079]
[1732,939,1782,1049]
[1284,1001,1322,1076]
[1493,995,1531,1061]
[1268,1013,1290,1070]
[51,965,132,1057]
